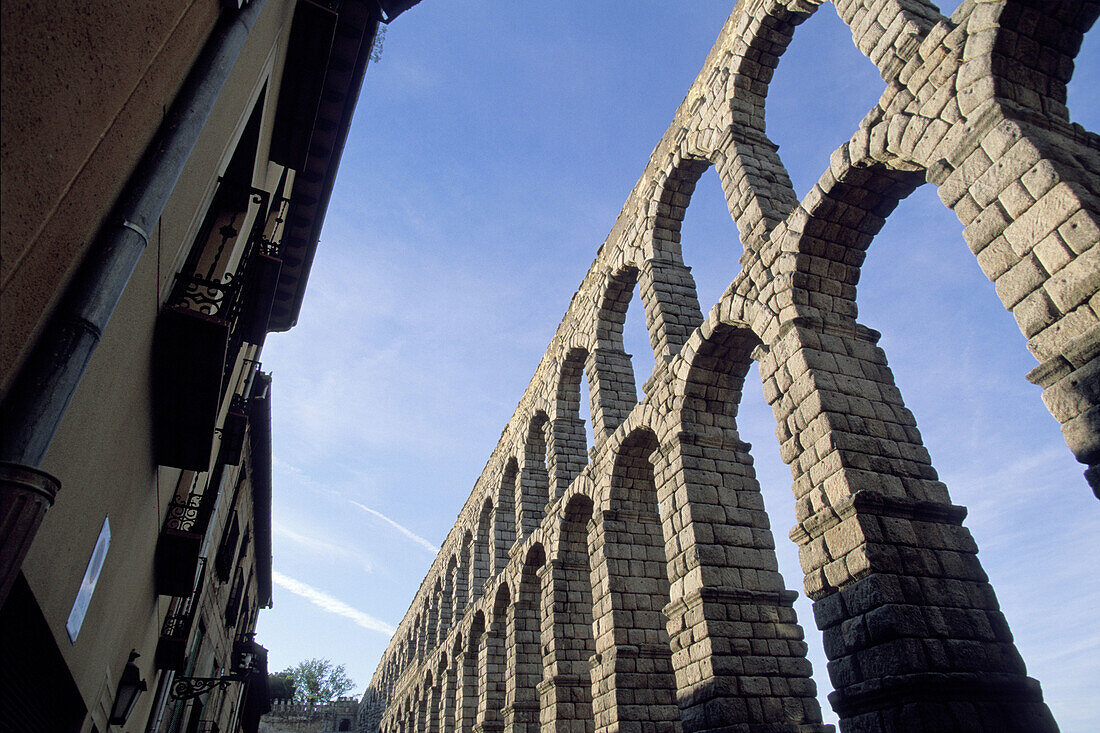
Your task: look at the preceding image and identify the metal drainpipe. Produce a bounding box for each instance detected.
[0,0,268,605]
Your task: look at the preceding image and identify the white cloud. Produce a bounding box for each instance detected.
[272,520,375,574]
[350,500,440,554]
[272,571,394,636]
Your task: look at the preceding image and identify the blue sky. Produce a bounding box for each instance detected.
[256,2,1099,728]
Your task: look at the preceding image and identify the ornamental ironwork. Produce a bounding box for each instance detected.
[170,636,266,700]
[170,675,236,701]
[163,483,205,535]
[162,462,223,539]
[167,186,278,331]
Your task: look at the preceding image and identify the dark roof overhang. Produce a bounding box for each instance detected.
[267,0,422,332]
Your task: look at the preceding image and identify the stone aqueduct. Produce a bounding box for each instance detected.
[363,1,1098,731]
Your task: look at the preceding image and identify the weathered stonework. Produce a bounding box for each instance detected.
[261,698,362,733]
[365,1,1098,732]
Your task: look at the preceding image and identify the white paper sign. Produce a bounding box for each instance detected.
[66,516,110,643]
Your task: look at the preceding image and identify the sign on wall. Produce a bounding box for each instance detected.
[66,516,110,643]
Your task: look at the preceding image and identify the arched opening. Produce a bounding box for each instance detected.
[543,494,595,731]
[437,653,452,733]
[593,268,642,425]
[421,671,435,733]
[677,165,745,318]
[791,156,923,324]
[509,543,543,732]
[1067,13,1099,130]
[621,278,653,401]
[518,412,550,537]
[845,178,1098,728]
[670,322,828,728]
[450,634,464,733]
[592,427,680,726]
[462,612,484,733]
[764,2,885,200]
[479,584,509,730]
[456,532,471,621]
[494,460,518,575]
[442,556,456,637]
[550,349,591,499]
[648,156,708,330]
[434,577,448,646]
[416,683,427,733]
[420,603,432,657]
[472,499,493,601]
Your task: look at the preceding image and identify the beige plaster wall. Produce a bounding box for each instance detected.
[14,1,296,725]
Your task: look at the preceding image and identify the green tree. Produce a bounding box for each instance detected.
[280,658,355,704]
[267,671,297,702]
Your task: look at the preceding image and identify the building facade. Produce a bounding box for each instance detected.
[363,2,1098,732]
[1,1,417,731]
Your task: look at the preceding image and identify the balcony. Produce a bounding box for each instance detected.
[154,188,282,470]
[218,395,249,467]
[155,558,206,671]
[155,472,220,596]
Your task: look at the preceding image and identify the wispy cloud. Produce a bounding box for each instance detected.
[272,571,394,636]
[271,457,344,500]
[350,501,439,554]
[272,520,375,574]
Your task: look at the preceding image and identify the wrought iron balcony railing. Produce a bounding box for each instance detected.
[155,558,206,671]
[155,465,223,596]
[154,186,284,471]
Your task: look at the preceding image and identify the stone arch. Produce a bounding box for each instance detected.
[708,0,820,238]
[930,4,1100,484]
[507,542,544,733]
[549,347,591,500]
[449,631,466,733]
[477,583,509,732]
[589,266,642,438]
[462,611,485,733]
[437,650,455,733]
[541,494,595,732]
[455,532,471,623]
[421,602,433,658]
[442,555,457,638]
[433,576,448,647]
[662,321,829,728]
[588,426,681,729]
[776,148,924,324]
[830,0,942,82]
[472,498,493,603]
[682,321,762,429]
[640,155,709,359]
[494,459,518,576]
[517,411,551,538]
[969,1,1100,123]
[421,669,437,733]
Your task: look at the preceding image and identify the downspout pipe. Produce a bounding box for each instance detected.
[0,0,267,469]
[0,0,267,606]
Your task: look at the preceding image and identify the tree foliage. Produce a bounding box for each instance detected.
[280,658,355,704]
[268,671,297,702]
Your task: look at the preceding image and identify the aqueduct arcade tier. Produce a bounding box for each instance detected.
[366,1,1098,731]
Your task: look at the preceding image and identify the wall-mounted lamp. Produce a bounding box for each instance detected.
[108,650,147,726]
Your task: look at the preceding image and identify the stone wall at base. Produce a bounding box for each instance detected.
[364,1,1098,732]
[261,698,362,733]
